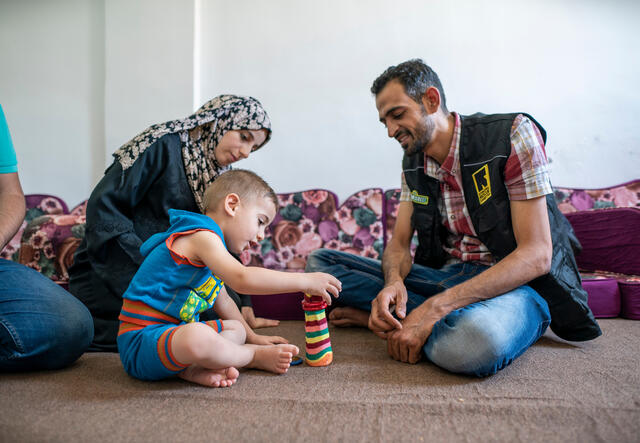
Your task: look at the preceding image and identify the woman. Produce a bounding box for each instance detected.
[69,95,279,351]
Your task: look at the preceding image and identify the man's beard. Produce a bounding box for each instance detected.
[404,109,434,156]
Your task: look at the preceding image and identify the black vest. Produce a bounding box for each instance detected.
[402,113,601,342]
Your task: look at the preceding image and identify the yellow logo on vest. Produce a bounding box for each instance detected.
[410,190,429,205]
[472,164,492,205]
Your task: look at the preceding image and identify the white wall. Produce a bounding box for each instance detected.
[1,0,639,207]
[0,0,104,208]
[200,0,640,202]
[104,0,194,165]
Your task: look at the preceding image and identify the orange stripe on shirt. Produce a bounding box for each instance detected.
[117,321,145,336]
[118,314,174,327]
[120,299,179,324]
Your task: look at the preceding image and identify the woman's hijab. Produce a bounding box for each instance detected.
[113,95,271,211]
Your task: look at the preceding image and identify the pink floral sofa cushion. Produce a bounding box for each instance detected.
[328,188,384,259]
[5,181,639,322]
[384,189,418,256]
[246,188,384,320]
[18,213,86,282]
[0,194,69,262]
[70,200,88,216]
[554,179,640,212]
[240,188,385,271]
[240,189,339,271]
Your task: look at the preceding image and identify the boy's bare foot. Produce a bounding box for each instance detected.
[179,365,239,388]
[247,344,299,374]
[328,307,370,327]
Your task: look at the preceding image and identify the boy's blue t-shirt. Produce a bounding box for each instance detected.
[0,105,18,174]
[120,209,227,325]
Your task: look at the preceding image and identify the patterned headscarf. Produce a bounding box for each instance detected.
[112,95,271,211]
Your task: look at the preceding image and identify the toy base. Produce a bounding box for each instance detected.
[305,352,333,366]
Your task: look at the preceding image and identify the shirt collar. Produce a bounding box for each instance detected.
[424,112,461,179]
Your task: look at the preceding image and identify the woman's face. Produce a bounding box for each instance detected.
[214,129,269,166]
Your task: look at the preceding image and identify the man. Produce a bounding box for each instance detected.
[0,104,93,371]
[306,59,600,377]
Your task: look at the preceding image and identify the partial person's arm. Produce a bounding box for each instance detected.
[368,200,415,336]
[0,172,26,250]
[387,195,552,363]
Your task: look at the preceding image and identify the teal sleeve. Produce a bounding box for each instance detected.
[0,105,18,174]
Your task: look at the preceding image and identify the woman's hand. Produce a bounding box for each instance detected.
[246,331,289,345]
[241,306,280,329]
[302,272,342,305]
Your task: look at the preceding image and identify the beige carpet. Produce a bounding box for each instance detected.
[1,319,639,443]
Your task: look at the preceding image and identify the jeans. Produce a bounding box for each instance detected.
[306,249,551,377]
[0,259,94,371]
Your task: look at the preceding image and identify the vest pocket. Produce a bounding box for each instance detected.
[475,205,498,233]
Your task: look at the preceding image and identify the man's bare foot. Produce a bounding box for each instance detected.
[328,307,370,327]
[247,344,299,374]
[179,365,239,388]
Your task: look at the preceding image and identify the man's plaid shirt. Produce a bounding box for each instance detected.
[400,113,552,265]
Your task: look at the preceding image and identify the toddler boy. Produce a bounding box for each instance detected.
[117,169,341,387]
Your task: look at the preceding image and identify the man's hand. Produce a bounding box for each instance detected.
[386,299,441,364]
[368,280,408,338]
[241,306,280,329]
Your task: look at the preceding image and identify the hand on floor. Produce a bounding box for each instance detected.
[246,332,288,346]
[242,306,280,329]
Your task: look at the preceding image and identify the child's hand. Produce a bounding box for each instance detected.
[303,272,342,305]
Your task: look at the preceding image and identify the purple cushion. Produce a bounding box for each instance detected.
[620,280,640,320]
[25,194,69,214]
[581,277,621,318]
[251,292,305,321]
[565,208,640,275]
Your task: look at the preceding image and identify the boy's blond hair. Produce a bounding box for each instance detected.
[203,169,278,213]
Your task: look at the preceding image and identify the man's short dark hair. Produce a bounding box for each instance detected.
[371,59,448,113]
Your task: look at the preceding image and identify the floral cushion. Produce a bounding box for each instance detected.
[70,200,88,216]
[6,182,640,322]
[18,213,86,283]
[554,179,640,213]
[327,188,384,259]
[240,188,385,271]
[241,189,339,271]
[384,189,418,256]
[0,194,69,262]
